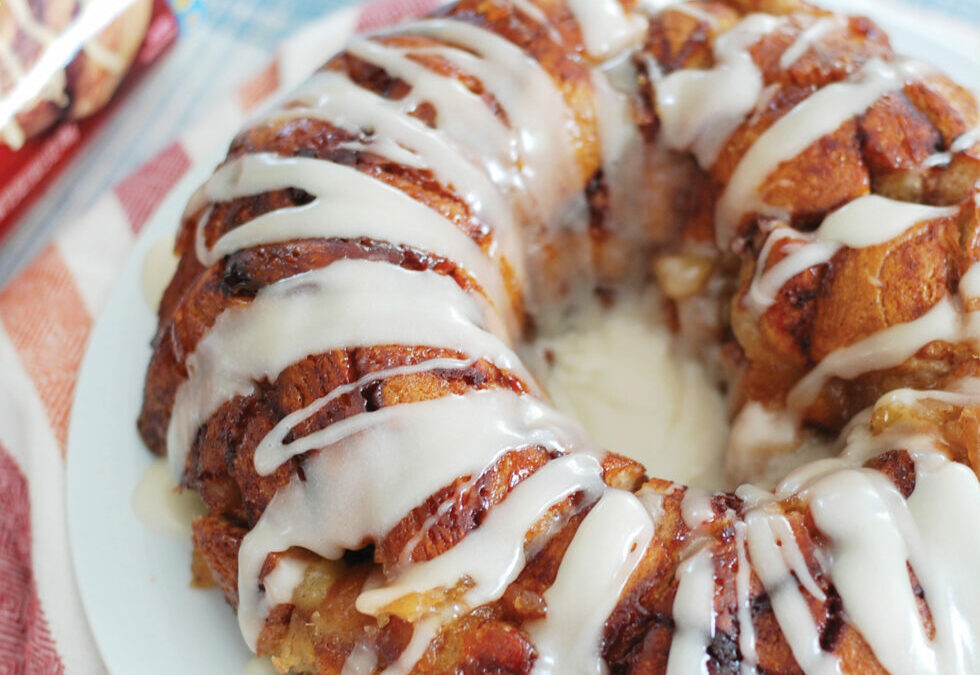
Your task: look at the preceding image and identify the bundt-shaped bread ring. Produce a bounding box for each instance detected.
[139,0,980,673]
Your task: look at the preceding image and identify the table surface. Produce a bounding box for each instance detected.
[0,0,976,287]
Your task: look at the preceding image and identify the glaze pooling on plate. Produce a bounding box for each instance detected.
[129,0,980,673]
[529,294,730,489]
[131,458,206,537]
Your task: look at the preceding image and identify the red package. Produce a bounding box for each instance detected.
[0,0,178,241]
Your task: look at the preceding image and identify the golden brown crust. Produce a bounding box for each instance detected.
[139,238,485,456]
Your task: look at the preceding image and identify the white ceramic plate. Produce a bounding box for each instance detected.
[67,5,980,674]
[65,152,262,674]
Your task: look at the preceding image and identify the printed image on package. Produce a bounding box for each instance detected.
[0,0,177,237]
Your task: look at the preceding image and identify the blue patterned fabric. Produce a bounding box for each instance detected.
[170,0,977,33]
[912,0,979,22]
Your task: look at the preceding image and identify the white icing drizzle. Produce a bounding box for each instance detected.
[779,16,846,70]
[666,484,723,675]
[82,38,126,73]
[654,14,785,168]
[769,511,824,601]
[382,616,443,675]
[680,488,715,529]
[806,469,933,674]
[949,125,980,153]
[636,0,683,15]
[1,103,28,148]
[169,11,647,668]
[166,259,527,482]
[904,455,980,674]
[509,0,564,44]
[340,642,379,675]
[8,0,126,72]
[787,295,978,411]
[725,414,980,675]
[273,68,517,259]
[238,388,590,648]
[800,196,956,248]
[157,2,980,672]
[733,521,759,675]
[635,483,667,521]
[401,19,584,219]
[716,58,932,248]
[876,377,980,412]
[509,0,549,26]
[255,358,474,475]
[394,478,475,568]
[669,3,719,27]
[528,489,654,674]
[247,17,589,301]
[357,453,605,616]
[746,228,815,311]
[344,36,513,172]
[922,124,980,168]
[593,56,642,198]
[262,556,309,609]
[740,499,842,675]
[190,152,511,317]
[959,262,980,300]
[666,545,716,675]
[335,136,428,169]
[565,0,646,60]
[746,196,959,312]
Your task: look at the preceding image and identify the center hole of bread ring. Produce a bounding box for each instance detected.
[520,290,730,489]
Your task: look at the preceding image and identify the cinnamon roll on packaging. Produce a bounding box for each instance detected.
[0,0,176,241]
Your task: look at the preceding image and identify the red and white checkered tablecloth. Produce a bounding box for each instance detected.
[0,1,438,671]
